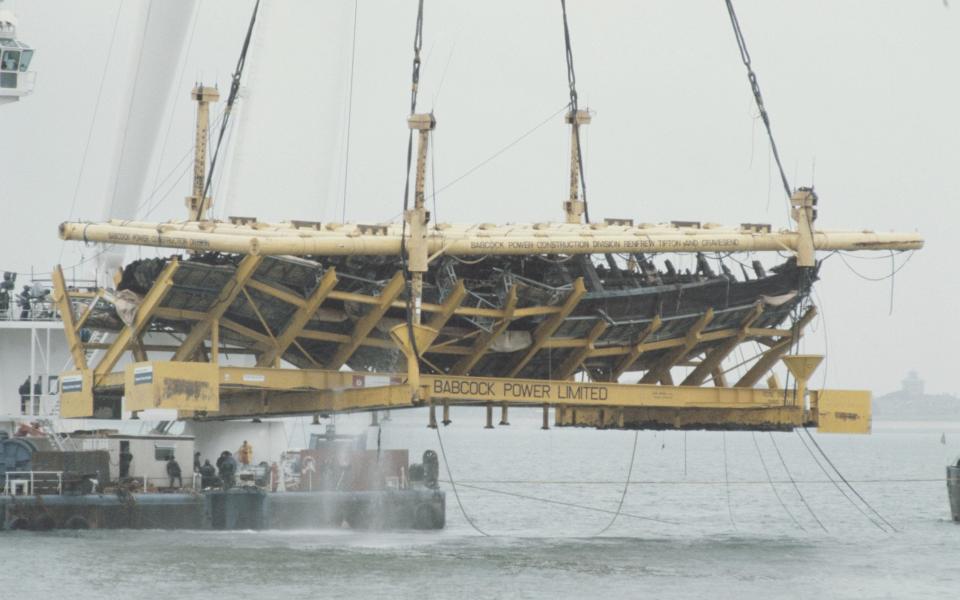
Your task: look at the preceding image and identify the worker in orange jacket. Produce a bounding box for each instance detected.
[238,440,253,465]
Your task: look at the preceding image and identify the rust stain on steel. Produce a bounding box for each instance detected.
[163,378,211,401]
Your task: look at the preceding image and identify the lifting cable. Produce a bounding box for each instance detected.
[60,0,126,262]
[724,0,792,203]
[801,427,898,532]
[399,0,426,366]
[768,432,828,532]
[752,432,805,532]
[196,0,260,217]
[340,0,360,223]
[560,0,590,223]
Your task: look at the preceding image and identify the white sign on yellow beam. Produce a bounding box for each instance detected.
[59,370,93,418]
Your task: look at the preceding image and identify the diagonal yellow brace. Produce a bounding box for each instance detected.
[508,277,585,377]
[640,309,714,384]
[327,272,406,370]
[682,303,764,386]
[173,254,262,362]
[426,280,466,337]
[736,306,817,388]
[258,268,338,367]
[452,286,519,375]
[556,319,609,380]
[51,265,88,370]
[94,259,180,382]
[610,316,663,381]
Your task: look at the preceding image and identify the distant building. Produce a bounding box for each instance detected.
[902,371,925,398]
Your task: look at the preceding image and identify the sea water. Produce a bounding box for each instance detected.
[1,412,957,599]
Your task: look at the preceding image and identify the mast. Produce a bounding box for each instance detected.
[564,109,590,224]
[186,85,220,221]
[405,113,435,324]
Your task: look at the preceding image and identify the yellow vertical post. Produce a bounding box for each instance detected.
[186,85,220,221]
[499,402,510,426]
[485,403,494,429]
[564,109,591,224]
[406,112,436,325]
[442,401,451,426]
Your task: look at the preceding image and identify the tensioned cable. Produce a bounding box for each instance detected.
[426,103,570,200]
[560,0,590,223]
[340,0,359,223]
[752,432,805,531]
[196,0,260,217]
[724,0,792,203]
[768,432,828,532]
[60,0,125,262]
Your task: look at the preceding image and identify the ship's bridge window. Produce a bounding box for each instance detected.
[18,49,32,72]
[1,50,19,71]
[154,445,175,461]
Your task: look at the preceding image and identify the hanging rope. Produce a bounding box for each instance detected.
[594,430,640,535]
[434,427,490,536]
[768,432,828,532]
[196,0,260,217]
[752,432,805,531]
[724,0,792,202]
[560,0,590,223]
[801,428,898,532]
[721,432,737,529]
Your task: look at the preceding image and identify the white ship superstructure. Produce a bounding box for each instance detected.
[0,0,34,106]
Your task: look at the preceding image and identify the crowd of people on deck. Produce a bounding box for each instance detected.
[164,440,256,491]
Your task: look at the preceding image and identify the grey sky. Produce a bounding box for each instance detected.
[0,1,956,395]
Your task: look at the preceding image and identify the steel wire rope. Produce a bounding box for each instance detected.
[801,427,898,532]
[593,430,640,535]
[426,103,570,201]
[768,432,828,532]
[398,0,426,368]
[752,431,805,531]
[560,0,590,223]
[196,0,260,218]
[105,0,156,220]
[792,428,888,532]
[150,0,202,196]
[59,0,126,262]
[434,427,490,536]
[340,0,359,223]
[724,0,792,205]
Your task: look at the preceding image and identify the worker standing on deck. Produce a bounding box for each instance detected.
[199,460,217,489]
[166,457,183,489]
[220,452,238,489]
[238,440,253,465]
[193,452,202,473]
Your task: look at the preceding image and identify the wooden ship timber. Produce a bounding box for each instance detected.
[51,5,922,434]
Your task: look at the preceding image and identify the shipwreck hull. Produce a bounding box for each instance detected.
[79,251,817,383]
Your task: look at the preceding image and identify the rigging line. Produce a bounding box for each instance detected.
[198,0,260,217]
[434,427,490,536]
[752,432,805,531]
[439,478,944,486]
[724,0,792,202]
[399,0,426,368]
[721,432,737,530]
[594,430,640,536]
[835,250,915,282]
[793,428,887,532]
[802,427,898,532]
[106,0,156,220]
[151,0,202,194]
[340,0,359,223]
[560,0,590,223]
[446,481,681,527]
[430,130,439,227]
[767,431,828,532]
[60,0,126,262]
[427,103,570,200]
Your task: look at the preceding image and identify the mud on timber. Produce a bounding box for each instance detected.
[0,488,445,531]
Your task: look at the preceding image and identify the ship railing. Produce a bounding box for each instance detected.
[2,471,63,496]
